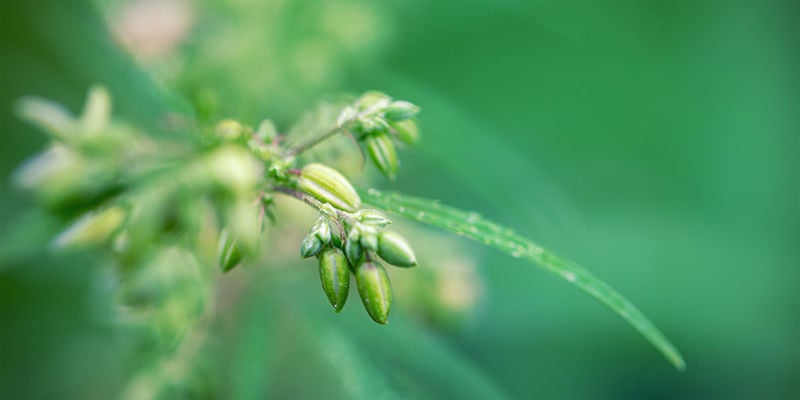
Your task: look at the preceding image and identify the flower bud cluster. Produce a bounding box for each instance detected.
[297,187,418,324]
[17,86,424,327]
[337,92,420,180]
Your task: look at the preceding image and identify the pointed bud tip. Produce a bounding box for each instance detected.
[376,230,417,268]
[300,235,322,258]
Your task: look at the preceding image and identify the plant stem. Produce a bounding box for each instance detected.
[272,186,354,240]
[285,105,379,156]
[286,121,351,156]
[272,186,322,210]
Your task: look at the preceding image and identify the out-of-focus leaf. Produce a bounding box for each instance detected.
[360,188,686,370]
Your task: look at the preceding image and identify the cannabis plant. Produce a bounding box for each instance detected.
[13,85,684,374]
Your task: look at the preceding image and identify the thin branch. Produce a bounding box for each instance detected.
[272,186,351,243]
[272,186,322,211]
[285,106,376,156]
[286,122,350,157]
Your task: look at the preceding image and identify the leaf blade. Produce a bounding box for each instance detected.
[360,188,685,370]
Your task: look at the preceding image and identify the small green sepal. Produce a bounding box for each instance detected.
[218,230,243,272]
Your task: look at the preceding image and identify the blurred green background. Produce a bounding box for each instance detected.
[1,0,797,399]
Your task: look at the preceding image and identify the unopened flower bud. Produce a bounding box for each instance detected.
[377,230,417,268]
[331,231,344,249]
[318,247,351,312]
[345,229,363,263]
[217,230,242,272]
[355,209,391,228]
[365,133,398,180]
[80,86,111,135]
[215,119,247,141]
[16,96,73,139]
[354,259,392,324]
[298,163,361,212]
[355,91,391,113]
[359,226,379,251]
[391,120,419,146]
[301,234,323,258]
[311,216,332,243]
[358,116,390,134]
[383,101,419,122]
[255,119,277,142]
[54,206,126,248]
[206,145,259,195]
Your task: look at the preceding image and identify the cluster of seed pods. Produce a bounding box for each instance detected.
[298,163,417,324]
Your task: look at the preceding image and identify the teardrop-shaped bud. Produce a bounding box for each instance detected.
[358,116,390,135]
[215,119,247,141]
[255,119,278,142]
[355,209,392,228]
[383,101,419,122]
[365,133,398,180]
[298,163,361,212]
[354,259,392,324]
[312,216,332,243]
[54,206,126,248]
[377,230,417,268]
[391,120,419,146]
[331,230,344,249]
[217,230,243,272]
[355,91,391,112]
[318,247,351,312]
[80,86,111,135]
[344,229,363,264]
[300,234,323,258]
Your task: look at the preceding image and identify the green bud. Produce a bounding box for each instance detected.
[355,91,391,112]
[331,230,344,249]
[13,144,89,204]
[301,234,323,258]
[312,216,332,243]
[260,195,276,225]
[206,145,259,195]
[54,206,126,248]
[377,230,417,268]
[318,247,351,312]
[358,116,390,134]
[337,106,357,127]
[255,119,278,142]
[217,230,242,272]
[365,133,398,180]
[227,199,261,255]
[80,86,111,135]
[355,209,391,228]
[391,120,419,146]
[16,96,74,139]
[359,226,379,251]
[383,101,419,122]
[345,229,363,263]
[215,119,247,141]
[354,259,392,324]
[298,163,361,212]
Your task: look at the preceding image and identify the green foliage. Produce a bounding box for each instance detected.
[360,189,685,369]
[3,0,796,399]
[12,86,428,327]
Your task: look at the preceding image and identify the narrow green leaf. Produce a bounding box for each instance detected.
[360,188,685,370]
